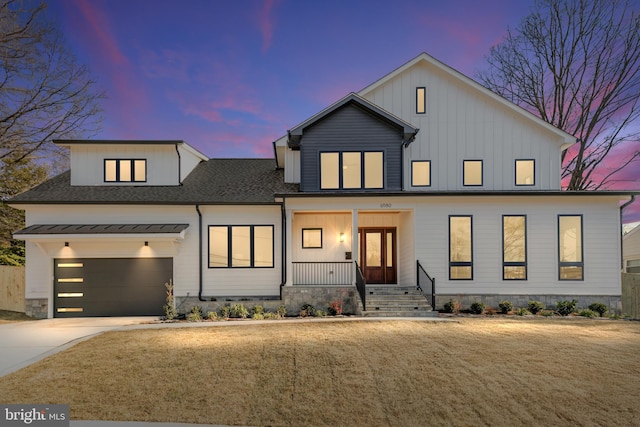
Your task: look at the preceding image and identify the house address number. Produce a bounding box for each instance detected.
[380,203,392,208]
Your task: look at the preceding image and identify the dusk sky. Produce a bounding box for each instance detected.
[44,0,640,222]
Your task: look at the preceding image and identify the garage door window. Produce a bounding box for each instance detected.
[209,225,274,268]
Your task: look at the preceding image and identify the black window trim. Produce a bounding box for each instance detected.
[319,150,385,190]
[502,214,528,281]
[462,159,483,187]
[208,224,275,269]
[557,214,584,281]
[104,158,147,183]
[515,159,536,187]
[411,160,432,187]
[302,228,323,249]
[449,215,473,281]
[416,86,426,114]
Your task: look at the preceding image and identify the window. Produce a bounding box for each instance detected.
[503,215,527,280]
[449,216,473,280]
[104,159,146,182]
[302,228,323,249]
[411,161,431,187]
[515,159,535,186]
[463,160,483,186]
[627,259,640,274]
[558,215,583,280]
[320,151,383,190]
[209,225,274,268]
[416,87,426,114]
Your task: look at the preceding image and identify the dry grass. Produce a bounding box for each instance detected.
[0,318,639,426]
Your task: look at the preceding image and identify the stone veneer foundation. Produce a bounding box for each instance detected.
[25,298,48,319]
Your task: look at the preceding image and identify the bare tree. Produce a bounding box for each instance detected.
[478,0,640,190]
[0,0,103,169]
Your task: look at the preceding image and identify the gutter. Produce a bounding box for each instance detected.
[620,195,636,270]
[196,204,205,301]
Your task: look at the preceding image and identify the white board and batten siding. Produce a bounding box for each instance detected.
[360,59,566,191]
[200,205,282,297]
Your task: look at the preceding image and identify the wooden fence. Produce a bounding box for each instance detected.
[622,273,640,319]
[0,266,25,313]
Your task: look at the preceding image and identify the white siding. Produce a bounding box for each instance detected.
[177,144,206,182]
[285,149,300,183]
[69,144,181,186]
[201,206,282,297]
[360,60,566,191]
[292,213,352,262]
[623,226,640,271]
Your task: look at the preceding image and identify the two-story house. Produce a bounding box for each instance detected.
[10,53,634,318]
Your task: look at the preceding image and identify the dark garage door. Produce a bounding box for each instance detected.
[54,258,172,317]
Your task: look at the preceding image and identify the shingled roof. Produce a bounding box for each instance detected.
[10,159,299,205]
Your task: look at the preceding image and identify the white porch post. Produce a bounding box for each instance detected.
[351,209,358,285]
[284,209,294,286]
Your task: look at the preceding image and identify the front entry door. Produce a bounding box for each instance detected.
[359,228,397,284]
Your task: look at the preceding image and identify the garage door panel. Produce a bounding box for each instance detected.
[54,258,172,317]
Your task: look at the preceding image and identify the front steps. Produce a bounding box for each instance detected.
[360,285,437,317]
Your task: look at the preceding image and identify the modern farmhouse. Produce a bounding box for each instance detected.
[10,53,635,318]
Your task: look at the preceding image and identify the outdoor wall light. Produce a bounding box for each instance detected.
[64,242,69,247]
[144,241,149,246]
[339,233,345,243]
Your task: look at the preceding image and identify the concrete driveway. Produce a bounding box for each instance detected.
[0,317,157,377]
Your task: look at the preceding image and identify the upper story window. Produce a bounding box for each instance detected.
[104,159,146,183]
[320,151,383,190]
[411,160,431,187]
[515,159,535,186]
[463,160,483,186]
[416,87,426,114]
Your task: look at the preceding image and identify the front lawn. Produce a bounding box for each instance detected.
[0,318,638,426]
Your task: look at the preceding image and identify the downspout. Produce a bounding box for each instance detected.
[196,204,205,301]
[280,200,287,298]
[175,144,182,185]
[620,195,636,270]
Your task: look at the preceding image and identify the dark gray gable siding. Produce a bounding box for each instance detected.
[299,103,404,191]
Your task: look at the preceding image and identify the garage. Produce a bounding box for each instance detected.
[54,258,172,317]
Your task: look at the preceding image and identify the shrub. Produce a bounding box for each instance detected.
[516,308,532,316]
[328,300,343,316]
[162,279,177,321]
[470,302,485,315]
[207,311,219,321]
[275,305,287,318]
[300,303,316,317]
[527,300,545,315]
[498,300,513,314]
[264,312,277,320]
[187,305,203,322]
[443,299,460,314]
[252,305,264,315]
[220,305,231,319]
[252,312,265,320]
[588,302,608,317]
[315,309,327,317]
[230,303,249,319]
[540,309,555,317]
[578,309,597,318]
[556,299,578,316]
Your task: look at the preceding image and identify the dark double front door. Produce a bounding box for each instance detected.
[359,228,397,284]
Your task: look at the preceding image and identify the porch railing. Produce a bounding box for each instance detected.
[292,262,352,285]
[417,260,436,308]
[355,261,366,311]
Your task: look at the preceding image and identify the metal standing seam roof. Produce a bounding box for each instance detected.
[14,224,190,235]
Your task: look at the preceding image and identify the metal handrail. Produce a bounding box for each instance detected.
[416,260,436,308]
[355,261,366,311]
